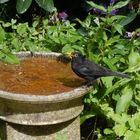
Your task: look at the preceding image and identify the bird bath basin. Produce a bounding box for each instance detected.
[0,52,91,140]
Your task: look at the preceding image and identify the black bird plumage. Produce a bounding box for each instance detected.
[71,52,129,84]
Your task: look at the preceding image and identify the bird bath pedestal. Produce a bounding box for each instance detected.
[0,52,91,140]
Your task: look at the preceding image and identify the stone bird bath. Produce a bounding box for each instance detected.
[0,52,91,140]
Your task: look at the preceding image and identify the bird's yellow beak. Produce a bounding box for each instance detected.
[65,52,74,59]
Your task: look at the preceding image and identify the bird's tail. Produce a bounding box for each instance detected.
[107,71,130,78]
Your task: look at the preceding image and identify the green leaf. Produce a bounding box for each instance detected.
[124,130,134,140]
[49,36,60,44]
[108,15,126,24]
[106,35,120,46]
[128,118,137,131]
[126,63,140,73]
[62,44,84,54]
[119,11,137,26]
[111,113,128,124]
[112,0,130,10]
[113,123,128,137]
[104,128,114,135]
[2,22,11,27]
[136,28,140,32]
[94,17,100,27]
[103,79,131,97]
[35,0,56,13]
[17,23,28,34]
[135,129,140,139]
[116,86,133,114]
[102,31,108,41]
[71,45,85,54]
[87,1,107,12]
[103,57,117,71]
[11,19,17,25]
[113,44,127,55]
[16,0,32,14]
[0,50,20,64]
[0,0,9,4]
[128,50,140,67]
[129,112,140,129]
[80,112,95,124]
[114,24,123,35]
[101,77,114,88]
[11,38,19,48]
[124,130,140,140]
[62,44,73,54]
[0,25,5,43]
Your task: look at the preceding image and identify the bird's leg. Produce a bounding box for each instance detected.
[99,79,104,87]
[86,80,96,87]
[80,81,90,86]
[86,82,93,86]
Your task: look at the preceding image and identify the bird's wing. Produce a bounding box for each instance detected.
[83,60,108,76]
[77,64,100,80]
[78,64,95,76]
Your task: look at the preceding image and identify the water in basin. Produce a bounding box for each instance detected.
[0,57,85,95]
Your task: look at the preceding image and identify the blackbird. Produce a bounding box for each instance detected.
[70,52,129,85]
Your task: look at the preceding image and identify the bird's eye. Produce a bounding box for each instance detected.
[74,53,78,57]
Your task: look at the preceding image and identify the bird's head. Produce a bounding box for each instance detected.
[66,52,85,63]
[66,51,83,58]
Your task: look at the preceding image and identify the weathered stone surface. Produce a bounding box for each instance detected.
[0,52,91,140]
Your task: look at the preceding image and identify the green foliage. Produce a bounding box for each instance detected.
[0,15,83,63]
[16,0,32,14]
[115,86,133,114]
[0,25,5,43]
[0,0,9,3]
[87,1,107,13]
[0,0,139,139]
[35,0,56,13]
[0,49,20,64]
[101,104,140,140]
[87,0,130,16]
[0,0,56,13]
[119,11,137,26]
[111,0,130,11]
[78,1,140,140]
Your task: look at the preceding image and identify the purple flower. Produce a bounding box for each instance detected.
[58,12,68,20]
[110,0,116,6]
[126,31,140,38]
[110,9,119,15]
[126,32,136,38]
[92,8,106,15]
[90,1,119,16]
[48,12,68,24]
[91,4,107,15]
[110,0,119,15]
[126,32,133,38]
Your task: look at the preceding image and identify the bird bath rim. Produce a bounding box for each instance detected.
[0,51,91,103]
